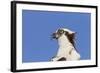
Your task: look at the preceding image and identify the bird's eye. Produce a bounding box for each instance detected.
[58,29,64,34]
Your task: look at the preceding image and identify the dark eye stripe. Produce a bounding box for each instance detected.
[58,29,64,33]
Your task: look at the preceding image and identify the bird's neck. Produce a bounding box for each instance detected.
[58,34,72,48]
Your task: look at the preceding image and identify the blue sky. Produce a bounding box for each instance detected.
[22,10,91,63]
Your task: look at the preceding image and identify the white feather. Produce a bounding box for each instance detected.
[52,28,80,61]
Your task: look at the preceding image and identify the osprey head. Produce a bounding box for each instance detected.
[51,28,76,45]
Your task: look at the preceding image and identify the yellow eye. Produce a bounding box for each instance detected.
[58,29,64,34]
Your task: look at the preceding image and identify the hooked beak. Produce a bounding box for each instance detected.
[51,33,58,39]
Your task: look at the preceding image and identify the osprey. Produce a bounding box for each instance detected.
[51,28,80,61]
